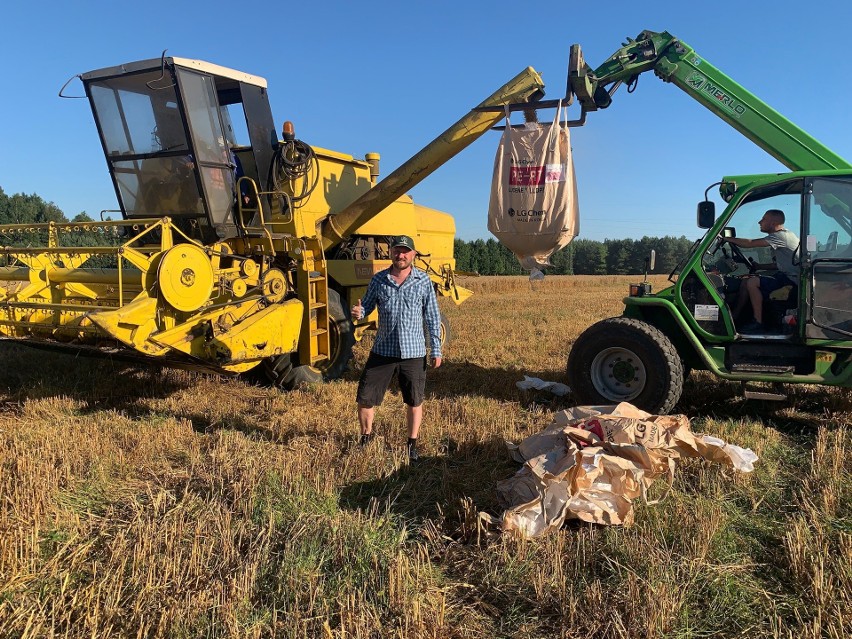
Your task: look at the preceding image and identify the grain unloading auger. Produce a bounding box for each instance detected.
[0,57,544,387]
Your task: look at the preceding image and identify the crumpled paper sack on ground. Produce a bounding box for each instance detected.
[495,402,758,538]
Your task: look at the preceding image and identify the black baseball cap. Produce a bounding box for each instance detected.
[391,235,416,252]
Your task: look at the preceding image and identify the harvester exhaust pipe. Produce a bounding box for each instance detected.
[320,67,546,250]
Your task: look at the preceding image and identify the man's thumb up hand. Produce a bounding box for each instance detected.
[351,298,364,322]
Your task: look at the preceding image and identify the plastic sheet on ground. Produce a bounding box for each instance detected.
[494,402,758,537]
[515,375,571,397]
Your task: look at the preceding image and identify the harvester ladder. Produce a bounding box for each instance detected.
[234,177,279,253]
[235,176,329,368]
[296,237,330,368]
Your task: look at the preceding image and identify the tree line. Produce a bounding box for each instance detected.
[0,187,113,265]
[0,186,82,226]
[454,235,696,276]
[1,186,695,276]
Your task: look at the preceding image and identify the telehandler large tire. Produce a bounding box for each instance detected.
[566,317,684,415]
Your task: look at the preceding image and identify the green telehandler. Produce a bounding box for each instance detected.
[551,30,852,413]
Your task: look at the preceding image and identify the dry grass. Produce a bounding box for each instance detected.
[0,275,849,638]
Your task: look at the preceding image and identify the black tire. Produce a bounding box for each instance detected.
[439,312,452,348]
[320,288,355,380]
[262,352,294,389]
[283,364,323,389]
[261,289,353,388]
[261,353,323,390]
[566,317,684,415]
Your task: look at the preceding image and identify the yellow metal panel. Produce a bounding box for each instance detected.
[441,283,473,304]
[87,297,165,354]
[347,198,419,237]
[327,260,391,288]
[269,147,374,238]
[413,203,456,263]
[150,299,303,370]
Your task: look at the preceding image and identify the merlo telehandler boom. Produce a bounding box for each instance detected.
[568,30,850,172]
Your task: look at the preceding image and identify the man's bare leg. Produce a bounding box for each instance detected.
[733,277,753,319]
[406,404,422,440]
[746,276,764,324]
[358,404,374,435]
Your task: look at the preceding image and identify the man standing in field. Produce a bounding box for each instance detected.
[351,235,442,461]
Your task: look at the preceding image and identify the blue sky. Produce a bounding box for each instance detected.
[3,1,851,242]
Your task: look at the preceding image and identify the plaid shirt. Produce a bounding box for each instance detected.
[360,266,442,359]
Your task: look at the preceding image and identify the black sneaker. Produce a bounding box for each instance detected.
[407,442,420,461]
[740,321,766,334]
[359,433,374,447]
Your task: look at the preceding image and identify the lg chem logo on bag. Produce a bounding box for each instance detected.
[507,208,545,221]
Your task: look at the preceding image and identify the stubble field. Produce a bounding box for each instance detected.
[0,275,849,638]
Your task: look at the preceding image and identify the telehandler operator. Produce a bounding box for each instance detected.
[725,209,799,334]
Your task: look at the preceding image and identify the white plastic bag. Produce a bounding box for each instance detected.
[488,105,579,270]
[515,375,571,396]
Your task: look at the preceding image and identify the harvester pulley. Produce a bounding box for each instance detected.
[260,267,289,304]
[157,244,215,312]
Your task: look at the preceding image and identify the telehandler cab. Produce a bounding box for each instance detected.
[0,56,544,387]
[551,30,852,413]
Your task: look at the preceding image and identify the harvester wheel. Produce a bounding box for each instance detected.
[261,289,353,388]
[439,313,452,347]
[321,289,355,380]
[261,354,322,390]
[283,364,323,389]
[262,353,295,388]
[566,317,684,415]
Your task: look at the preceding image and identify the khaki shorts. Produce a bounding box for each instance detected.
[356,353,427,407]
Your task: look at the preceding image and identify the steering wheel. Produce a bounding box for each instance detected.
[712,235,760,272]
[725,241,759,273]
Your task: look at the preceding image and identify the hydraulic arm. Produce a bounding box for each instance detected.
[568,30,851,172]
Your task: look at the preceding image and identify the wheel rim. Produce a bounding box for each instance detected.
[589,346,646,402]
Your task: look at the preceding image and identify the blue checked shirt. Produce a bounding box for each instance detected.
[360,267,442,359]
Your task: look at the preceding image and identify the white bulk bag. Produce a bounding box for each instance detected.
[488,106,579,270]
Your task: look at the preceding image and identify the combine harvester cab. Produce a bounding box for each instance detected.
[0,56,544,386]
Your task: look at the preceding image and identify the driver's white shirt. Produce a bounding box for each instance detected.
[764,228,799,279]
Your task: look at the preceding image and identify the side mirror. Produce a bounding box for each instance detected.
[697,201,716,229]
[641,249,656,283]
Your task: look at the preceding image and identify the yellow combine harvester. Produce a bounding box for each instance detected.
[0,56,544,387]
